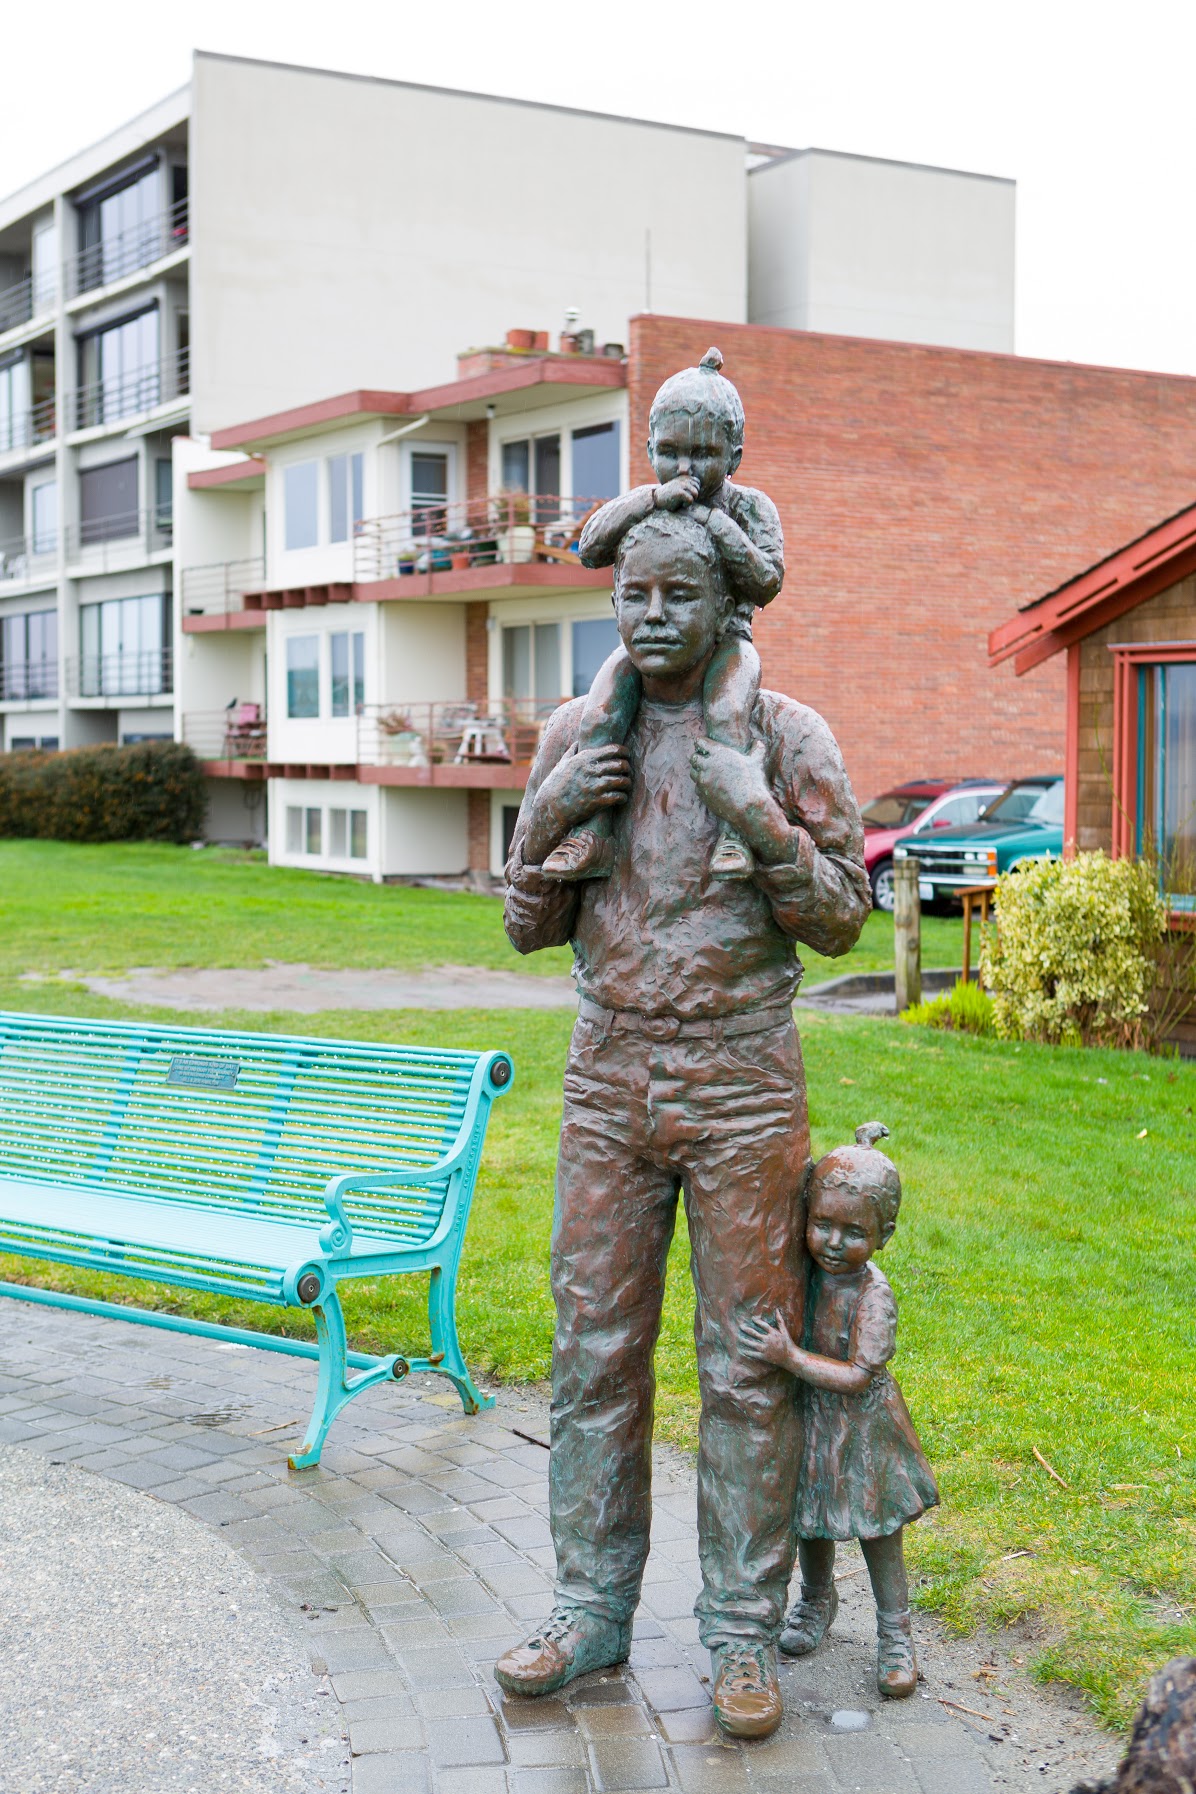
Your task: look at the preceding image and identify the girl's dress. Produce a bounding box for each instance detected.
[794,1260,938,1541]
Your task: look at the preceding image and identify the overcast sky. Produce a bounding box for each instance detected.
[4,0,1193,378]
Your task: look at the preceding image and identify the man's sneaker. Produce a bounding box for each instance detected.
[876,1607,918,1698]
[494,1606,630,1697]
[779,1582,838,1657]
[711,1642,784,1739]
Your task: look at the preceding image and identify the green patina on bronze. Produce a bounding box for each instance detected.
[495,354,879,1741]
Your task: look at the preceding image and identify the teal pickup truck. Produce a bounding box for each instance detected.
[893,775,1065,904]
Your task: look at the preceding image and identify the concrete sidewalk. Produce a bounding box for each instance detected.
[0,1298,1119,1794]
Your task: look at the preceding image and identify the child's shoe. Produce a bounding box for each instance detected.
[710,825,755,879]
[876,1607,918,1698]
[542,827,615,881]
[778,1581,838,1656]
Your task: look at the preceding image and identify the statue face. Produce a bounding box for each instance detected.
[614,533,727,681]
[805,1180,882,1275]
[648,406,741,500]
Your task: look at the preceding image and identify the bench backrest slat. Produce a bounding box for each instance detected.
[0,1013,496,1243]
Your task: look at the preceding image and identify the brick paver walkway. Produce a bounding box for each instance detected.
[0,1298,1116,1794]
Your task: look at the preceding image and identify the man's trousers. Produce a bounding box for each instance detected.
[549,1009,809,1649]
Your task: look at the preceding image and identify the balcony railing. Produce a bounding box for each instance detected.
[0,272,56,335]
[63,508,172,570]
[353,493,609,583]
[70,346,189,433]
[183,706,268,761]
[70,198,190,298]
[0,531,58,584]
[180,556,266,615]
[0,659,58,702]
[357,697,563,769]
[0,395,56,455]
[66,648,173,700]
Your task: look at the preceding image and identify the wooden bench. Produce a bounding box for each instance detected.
[0,1011,513,1468]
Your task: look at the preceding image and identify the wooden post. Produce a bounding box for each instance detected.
[893,857,922,1013]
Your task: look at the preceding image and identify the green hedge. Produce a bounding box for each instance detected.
[0,741,206,843]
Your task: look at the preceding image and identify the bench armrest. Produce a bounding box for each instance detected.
[317,1051,514,1254]
[318,1157,468,1252]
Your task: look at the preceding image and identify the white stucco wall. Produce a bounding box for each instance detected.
[190,53,747,431]
[748,149,1015,352]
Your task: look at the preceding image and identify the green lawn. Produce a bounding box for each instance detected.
[0,839,966,988]
[2,841,1192,1726]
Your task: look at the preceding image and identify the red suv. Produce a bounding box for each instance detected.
[862,779,1006,911]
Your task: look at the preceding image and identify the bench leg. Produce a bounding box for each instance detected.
[290,1288,407,1471]
[426,1261,495,1415]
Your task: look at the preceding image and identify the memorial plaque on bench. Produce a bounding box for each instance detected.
[167,1054,242,1091]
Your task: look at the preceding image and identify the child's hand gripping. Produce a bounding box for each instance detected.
[739,1310,802,1374]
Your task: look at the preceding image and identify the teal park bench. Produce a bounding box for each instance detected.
[0,1012,513,1468]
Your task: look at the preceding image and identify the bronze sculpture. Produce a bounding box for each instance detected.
[741,1123,938,1699]
[496,353,870,1739]
[542,348,783,883]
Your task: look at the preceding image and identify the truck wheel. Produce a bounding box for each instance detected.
[871,860,895,912]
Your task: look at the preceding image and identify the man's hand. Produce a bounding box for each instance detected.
[524,745,632,865]
[654,475,701,511]
[690,738,795,866]
[740,1311,801,1373]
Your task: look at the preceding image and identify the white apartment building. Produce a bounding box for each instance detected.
[0,51,1014,860]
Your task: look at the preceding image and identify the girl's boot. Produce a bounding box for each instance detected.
[876,1607,918,1698]
[778,1581,837,1657]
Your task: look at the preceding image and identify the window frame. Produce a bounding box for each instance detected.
[285,632,321,719]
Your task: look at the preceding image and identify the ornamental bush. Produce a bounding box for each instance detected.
[903,977,996,1036]
[979,851,1164,1049]
[0,741,206,844]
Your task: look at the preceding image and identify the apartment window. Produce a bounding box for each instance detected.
[328,807,368,859]
[572,618,620,697]
[503,622,561,707]
[77,160,161,292]
[305,807,323,855]
[411,453,449,536]
[31,220,57,311]
[0,357,30,455]
[77,307,160,427]
[154,459,172,530]
[1139,661,1196,902]
[79,458,139,545]
[30,481,57,555]
[329,452,364,543]
[286,806,303,854]
[1,609,58,700]
[501,433,561,524]
[284,461,319,551]
[330,631,365,717]
[502,804,520,865]
[79,594,167,697]
[286,635,320,718]
[572,422,621,506]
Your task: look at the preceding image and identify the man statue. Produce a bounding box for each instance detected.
[495,492,869,1736]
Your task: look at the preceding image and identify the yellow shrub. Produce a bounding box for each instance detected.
[980,852,1164,1049]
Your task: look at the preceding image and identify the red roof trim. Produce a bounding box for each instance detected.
[187,458,266,490]
[210,356,627,450]
[988,500,1196,674]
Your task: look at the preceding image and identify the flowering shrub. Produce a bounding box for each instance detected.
[0,741,206,843]
[980,851,1164,1049]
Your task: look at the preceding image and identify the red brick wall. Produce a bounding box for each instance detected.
[465,420,488,504]
[465,606,488,703]
[467,791,490,871]
[629,316,1196,801]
